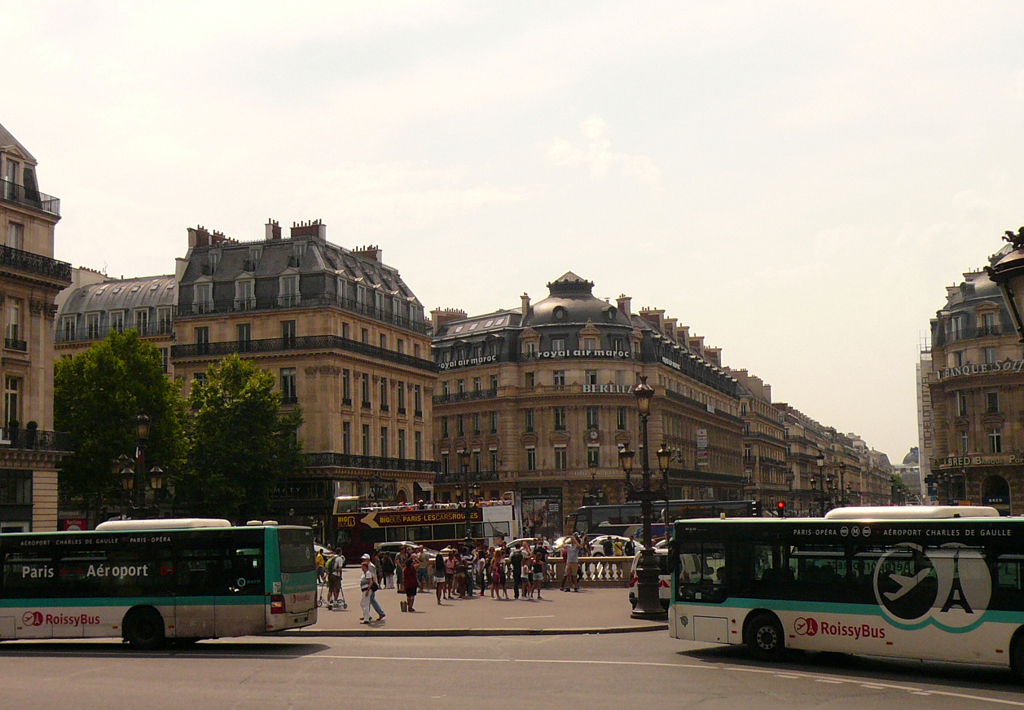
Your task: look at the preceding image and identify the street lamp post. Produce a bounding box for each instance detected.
[133,413,150,510]
[619,376,669,621]
[815,455,825,517]
[458,449,473,548]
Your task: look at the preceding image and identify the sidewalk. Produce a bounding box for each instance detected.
[282,581,668,637]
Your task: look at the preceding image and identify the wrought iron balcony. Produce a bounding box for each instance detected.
[0,244,71,283]
[304,452,440,474]
[0,179,60,216]
[434,470,500,484]
[56,323,176,344]
[172,334,437,373]
[4,338,26,352]
[432,388,498,405]
[178,292,430,334]
[1,427,73,452]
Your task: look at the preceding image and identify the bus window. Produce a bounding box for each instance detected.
[335,529,352,549]
[407,525,432,542]
[2,552,55,599]
[385,527,408,542]
[676,542,726,602]
[997,555,1024,591]
[787,545,846,585]
[433,524,456,541]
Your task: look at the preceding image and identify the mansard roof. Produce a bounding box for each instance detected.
[0,122,36,163]
[58,275,177,317]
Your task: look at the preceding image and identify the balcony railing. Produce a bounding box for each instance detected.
[56,323,175,344]
[305,452,440,474]
[4,338,26,352]
[1,427,73,452]
[0,244,71,283]
[434,470,500,484]
[172,334,437,373]
[433,388,498,405]
[0,179,60,216]
[178,292,430,334]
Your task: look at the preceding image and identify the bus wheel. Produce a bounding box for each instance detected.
[1011,633,1024,684]
[745,612,785,660]
[123,607,165,650]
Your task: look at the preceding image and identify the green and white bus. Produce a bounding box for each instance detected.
[669,506,1024,681]
[0,518,317,649]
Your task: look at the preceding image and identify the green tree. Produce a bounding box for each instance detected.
[181,355,303,521]
[55,330,186,522]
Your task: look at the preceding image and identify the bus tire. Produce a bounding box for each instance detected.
[745,612,785,660]
[123,607,165,650]
[1011,631,1024,684]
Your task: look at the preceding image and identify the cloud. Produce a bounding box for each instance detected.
[547,114,662,190]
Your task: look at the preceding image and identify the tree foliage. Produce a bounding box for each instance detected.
[180,355,303,522]
[54,330,186,518]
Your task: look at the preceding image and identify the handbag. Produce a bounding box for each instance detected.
[371,580,379,592]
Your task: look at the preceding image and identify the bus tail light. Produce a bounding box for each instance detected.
[270,595,286,614]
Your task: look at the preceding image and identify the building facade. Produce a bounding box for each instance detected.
[55,271,177,378]
[0,123,72,531]
[728,369,790,512]
[172,221,438,539]
[926,267,1024,514]
[431,272,746,539]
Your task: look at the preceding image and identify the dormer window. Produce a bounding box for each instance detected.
[209,250,221,272]
[279,274,300,307]
[246,246,262,271]
[235,277,255,311]
[193,282,213,314]
[293,241,307,261]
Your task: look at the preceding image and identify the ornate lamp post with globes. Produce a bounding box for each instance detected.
[618,376,671,620]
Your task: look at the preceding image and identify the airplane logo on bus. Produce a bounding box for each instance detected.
[872,542,991,631]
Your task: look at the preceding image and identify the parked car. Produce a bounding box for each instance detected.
[374,541,430,556]
[588,534,641,556]
[508,537,553,554]
[627,548,670,610]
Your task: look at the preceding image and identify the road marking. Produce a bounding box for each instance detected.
[502,615,555,620]
[302,654,1024,706]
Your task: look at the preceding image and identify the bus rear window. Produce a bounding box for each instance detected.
[278,528,315,574]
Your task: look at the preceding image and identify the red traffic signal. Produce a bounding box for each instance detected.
[777,500,786,518]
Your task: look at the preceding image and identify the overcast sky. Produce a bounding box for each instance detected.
[6,1,1024,462]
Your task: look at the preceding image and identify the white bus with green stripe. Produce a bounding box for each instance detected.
[669,506,1024,681]
[0,518,317,648]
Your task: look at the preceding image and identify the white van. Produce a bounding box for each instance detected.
[627,548,670,610]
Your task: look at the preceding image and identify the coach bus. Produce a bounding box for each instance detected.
[0,518,317,649]
[332,496,519,559]
[571,499,757,539]
[669,506,1024,681]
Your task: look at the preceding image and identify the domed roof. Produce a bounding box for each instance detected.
[526,272,632,327]
[902,447,919,466]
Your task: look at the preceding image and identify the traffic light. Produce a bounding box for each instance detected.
[750,501,760,517]
[777,500,786,518]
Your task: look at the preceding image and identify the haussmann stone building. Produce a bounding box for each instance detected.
[430,272,745,539]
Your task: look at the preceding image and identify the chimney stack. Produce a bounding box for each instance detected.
[266,219,282,240]
[616,294,631,317]
[521,293,531,320]
[431,307,467,331]
[291,219,327,242]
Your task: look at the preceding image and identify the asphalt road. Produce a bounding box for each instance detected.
[1,634,1023,709]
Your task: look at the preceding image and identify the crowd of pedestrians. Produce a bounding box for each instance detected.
[315,532,637,624]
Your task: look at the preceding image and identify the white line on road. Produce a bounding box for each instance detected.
[302,654,1024,706]
[502,615,555,620]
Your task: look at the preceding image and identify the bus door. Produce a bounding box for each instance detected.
[215,544,266,636]
[675,540,730,643]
